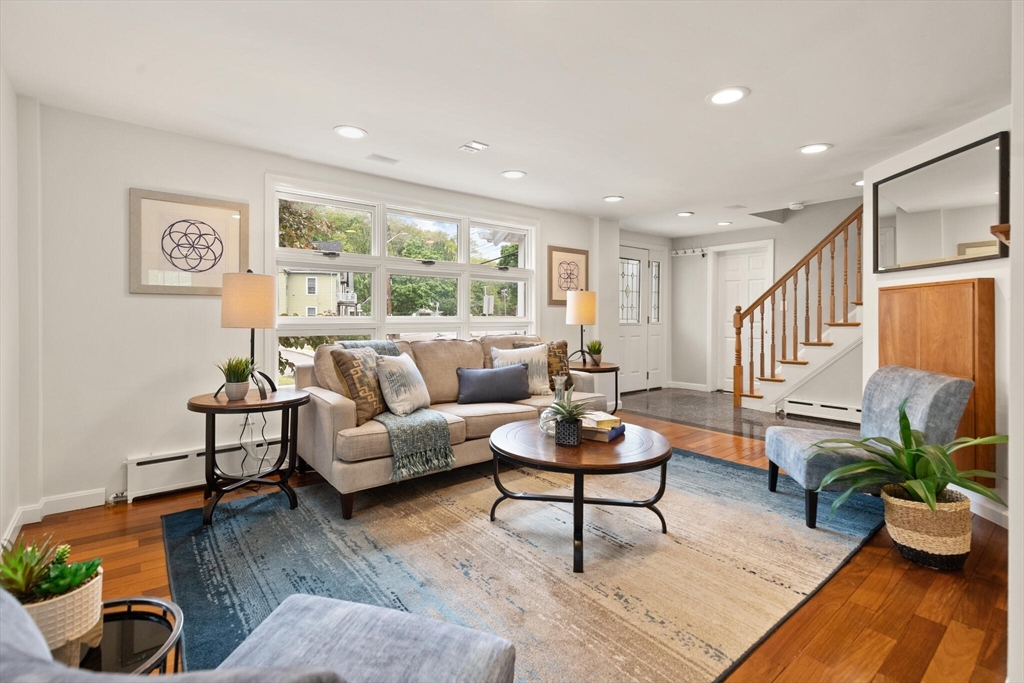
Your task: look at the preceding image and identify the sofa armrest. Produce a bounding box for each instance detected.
[569,371,595,393]
[298,386,357,475]
[295,362,317,390]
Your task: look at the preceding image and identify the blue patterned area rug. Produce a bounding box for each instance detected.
[163,449,883,681]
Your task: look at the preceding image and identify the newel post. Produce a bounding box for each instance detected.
[733,305,743,407]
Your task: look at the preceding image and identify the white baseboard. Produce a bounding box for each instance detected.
[666,381,710,391]
[2,489,107,545]
[951,485,1009,528]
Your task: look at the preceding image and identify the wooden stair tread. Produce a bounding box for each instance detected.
[741,392,763,399]
[851,300,863,306]
[779,359,809,365]
[802,341,834,347]
[826,321,861,327]
[757,376,786,383]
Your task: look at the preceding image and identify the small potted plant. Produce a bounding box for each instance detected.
[549,387,589,446]
[217,356,254,400]
[0,536,103,649]
[812,398,1006,571]
[586,340,603,365]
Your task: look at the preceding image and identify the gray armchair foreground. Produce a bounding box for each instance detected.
[765,365,974,528]
[0,589,515,683]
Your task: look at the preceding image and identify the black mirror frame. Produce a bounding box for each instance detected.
[873,130,1009,274]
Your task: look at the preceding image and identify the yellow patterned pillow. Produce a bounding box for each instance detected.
[330,347,385,426]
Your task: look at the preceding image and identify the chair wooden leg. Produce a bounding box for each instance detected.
[805,489,818,529]
[341,492,355,520]
[768,462,779,492]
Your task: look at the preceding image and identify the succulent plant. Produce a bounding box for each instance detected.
[586,339,603,354]
[0,536,101,604]
[52,544,71,566]
[547,388,589,423]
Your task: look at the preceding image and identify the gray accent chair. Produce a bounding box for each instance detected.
[0,590,516,683]
[765,365,974,528]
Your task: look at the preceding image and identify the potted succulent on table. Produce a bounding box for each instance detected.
[0,536,103,649]
[217,356,254,400]
[586,340,603,365]
[549,387,589,447]
[812,398,1006,571]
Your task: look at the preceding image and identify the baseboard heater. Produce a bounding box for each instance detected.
[126,439,280,503]
[782,398,862,425]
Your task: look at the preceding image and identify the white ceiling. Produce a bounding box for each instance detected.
[0,1,1012,237]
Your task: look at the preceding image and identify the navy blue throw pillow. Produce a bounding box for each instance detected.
[457,364,531,404]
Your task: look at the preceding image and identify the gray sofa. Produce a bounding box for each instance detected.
[0,590,516,682]
[765,365,974,528]
[296,335,606,518]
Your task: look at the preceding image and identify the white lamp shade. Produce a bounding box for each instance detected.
[566,290,597,325]
[221,272,277,329]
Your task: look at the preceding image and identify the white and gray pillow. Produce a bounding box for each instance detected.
[376,353,432,416]
[491,345,552,395]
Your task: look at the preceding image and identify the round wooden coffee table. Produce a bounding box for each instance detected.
[489,420,672,573]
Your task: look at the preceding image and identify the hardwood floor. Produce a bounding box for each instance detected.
[17,412,1007,682]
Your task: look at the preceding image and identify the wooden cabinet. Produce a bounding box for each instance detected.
[878,278,995,480]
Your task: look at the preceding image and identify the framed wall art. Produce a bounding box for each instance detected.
[547,245,589,306]
[129,188,249,295]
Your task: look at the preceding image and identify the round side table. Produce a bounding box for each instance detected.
[568,361,620,414]
[79,597,183,674]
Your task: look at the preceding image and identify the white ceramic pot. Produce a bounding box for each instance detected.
[23,567,103,650]
[590,354,602,366]
[225,381,250,400]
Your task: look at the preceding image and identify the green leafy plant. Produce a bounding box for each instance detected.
[586,339,603,355]
[548,387,589,423]
[216,356,254,383]
[812,398,1007,516]
[0,536,101,603]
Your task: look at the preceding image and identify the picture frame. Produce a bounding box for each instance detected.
[547,245,589,306]
[129,188,249,295]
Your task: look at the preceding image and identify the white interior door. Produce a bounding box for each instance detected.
[646,257,665,389]
[618,247,649,393]
[717,247,769,391]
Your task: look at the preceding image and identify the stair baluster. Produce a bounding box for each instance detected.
[855,215,863,304]
[770,292,777,378]
[792,271,798,360]
[816,251,823,342]
[804,262,810,344]
[843,226,849,323]
[749,313,755,396]
[829,239,836,324]
[759,302,765,380]
[781,284,788,362]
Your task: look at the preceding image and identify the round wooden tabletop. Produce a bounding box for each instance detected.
[567,361,619,373]
[489,420,671,474]
[187,388,310,414]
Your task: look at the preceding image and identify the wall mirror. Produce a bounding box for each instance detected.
[873,131,1009,273]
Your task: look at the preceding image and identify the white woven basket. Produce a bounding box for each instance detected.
[23,567,103,650]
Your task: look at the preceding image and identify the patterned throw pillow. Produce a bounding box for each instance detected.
[513,339,574,391]
[330,347,386,426]
[491,345,552,395]
[376,353,431,417]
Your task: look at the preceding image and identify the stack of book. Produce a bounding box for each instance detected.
[581,411,625,442]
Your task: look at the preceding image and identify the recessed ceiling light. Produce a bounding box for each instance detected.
[334,125,368,139]
[604,196,624,202]
[995,146,1000,150]
[854,180,864,187]
[707,87,750,105]
[799,143,833,154]
[677,211,694,217]
[717,221,732,226]
[501,170,526,179]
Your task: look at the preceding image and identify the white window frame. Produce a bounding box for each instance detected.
[306,276,317,295]
[264,174,538,374]
[305,306,317,317]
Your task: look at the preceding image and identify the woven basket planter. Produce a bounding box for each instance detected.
[881,485,971,571]
[555,419,582,447]
[23,567,103,649]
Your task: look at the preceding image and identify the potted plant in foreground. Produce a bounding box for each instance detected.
[586,340,603,365]
[217,356,254,400]
[1,537,103,649]
[812,398,1006,571]
[549,387,589,447]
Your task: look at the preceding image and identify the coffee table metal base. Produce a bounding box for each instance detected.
[489,455,668,573]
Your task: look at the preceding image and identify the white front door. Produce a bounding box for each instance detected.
[717,247,770,391]
[618,246,649,393]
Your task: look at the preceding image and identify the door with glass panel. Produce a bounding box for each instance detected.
[618,247,649,393]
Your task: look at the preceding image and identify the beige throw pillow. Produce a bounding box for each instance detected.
[491,345,552,396]
[330,347,385,425]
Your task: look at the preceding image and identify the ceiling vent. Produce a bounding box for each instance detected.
[724,204,748,210]
[366,154,400,165]
[459,140,489,153]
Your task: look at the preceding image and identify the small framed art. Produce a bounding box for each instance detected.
[547,245,589,306]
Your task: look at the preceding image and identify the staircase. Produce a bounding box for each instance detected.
[733,205,864,411]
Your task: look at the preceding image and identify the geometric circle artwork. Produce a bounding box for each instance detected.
[161,219,224,273]
[557,260,580,292]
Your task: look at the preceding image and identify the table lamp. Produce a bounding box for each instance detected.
[566,289,597,366]
[220,270,278,398]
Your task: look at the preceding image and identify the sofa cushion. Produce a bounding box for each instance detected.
[377,353,431,417]
[336,412,467,463]
[457,365,530,404]
[479,334,541,368]
[313,345,350,398]
[430,403,537,440]
[491,345,551,396]
[409,340,484,404]
[513,339,574,391]
[331,347,386,426]
[514,391,607,416]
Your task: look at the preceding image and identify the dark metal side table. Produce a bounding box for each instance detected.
[80,597,184,674]
[568,361,621,414]
[187,388,310,525]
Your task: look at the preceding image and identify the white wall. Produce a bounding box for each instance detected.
[895,208,942,263]
[941,204,1000,254]
[13,104,597,516]
[669,196,863,387]
[862,106,1012,516]
[0,64,19,541]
